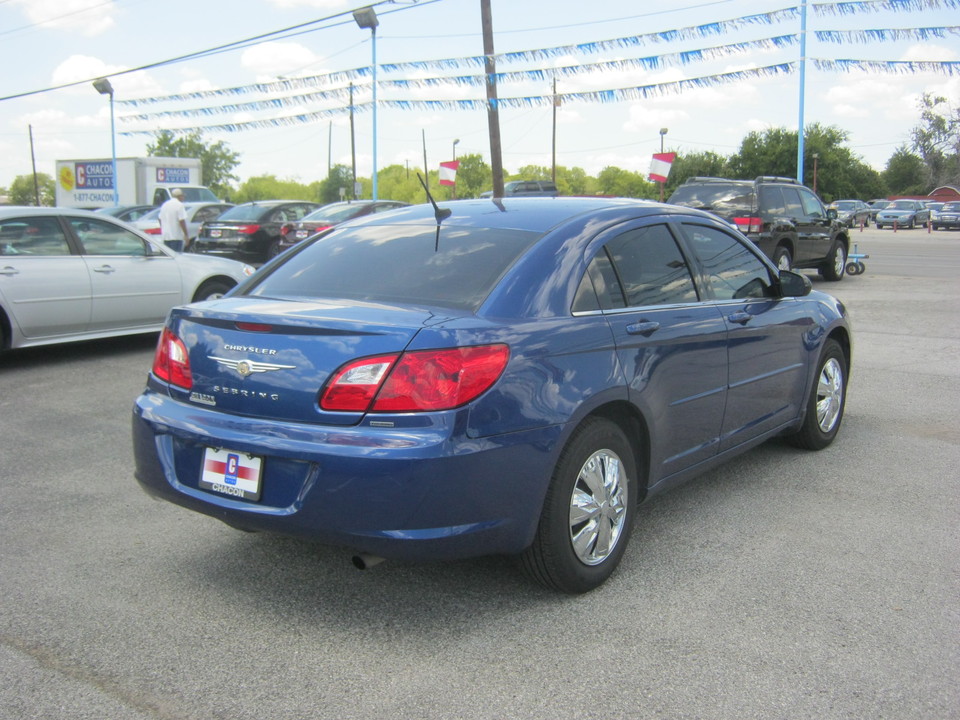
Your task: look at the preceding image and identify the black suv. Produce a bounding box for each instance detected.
[668,176,848,281]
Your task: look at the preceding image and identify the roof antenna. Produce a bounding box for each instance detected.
[417,173,451,251]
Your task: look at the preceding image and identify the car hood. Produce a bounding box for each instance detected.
[161,297,452,425]
[878,208,917,216]
[173,252,255,284]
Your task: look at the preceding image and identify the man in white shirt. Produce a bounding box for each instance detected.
[158,188,189,252]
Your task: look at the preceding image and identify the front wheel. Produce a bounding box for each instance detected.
[821,240,846,282]
[520,418,637,594]
[192,279,234,302]
[786,339,847,451]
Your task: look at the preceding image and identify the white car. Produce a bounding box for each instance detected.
[133,202,234,244]
[0,207,255,351]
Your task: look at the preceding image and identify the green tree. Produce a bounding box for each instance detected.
[146,130,240,198]
[911,93,960,188]
[728,127,798,180]
[318,165,356,204]
[233,175,314,203]
[596,166,656,198]
[453,154,491,199]
[883,147,928,195]
[664,150,730,197]
[8,173,55,205]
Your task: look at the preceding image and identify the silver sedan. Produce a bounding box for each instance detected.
[0,207,255,351]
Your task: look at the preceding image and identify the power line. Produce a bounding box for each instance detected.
[0,1,439,103]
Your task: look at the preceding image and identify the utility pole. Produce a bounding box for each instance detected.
[481,0,504,198]
[29,125,40,205]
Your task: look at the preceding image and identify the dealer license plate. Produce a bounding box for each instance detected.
[210,229,222,238]
[200,447,262,501]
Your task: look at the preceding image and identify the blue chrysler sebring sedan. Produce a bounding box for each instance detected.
[133,198,851,593]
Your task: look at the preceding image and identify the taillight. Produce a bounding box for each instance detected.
[280,223,294,238]
[320,345,509,413]
[733,217,763,234]
[237,224,261,235]
[144,227,161,235]
[152,328,193,389]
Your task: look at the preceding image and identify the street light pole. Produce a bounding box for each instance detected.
[452,138,460,199]
[353,7,379,201]
[93,77,118,206]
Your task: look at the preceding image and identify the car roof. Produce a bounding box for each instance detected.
[344,197,710,234]
[0,206,112,219]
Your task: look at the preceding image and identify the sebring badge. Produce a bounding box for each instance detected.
[209,355,296,378]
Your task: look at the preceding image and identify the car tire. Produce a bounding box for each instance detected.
[193,279,234,302]
[786,339,847,451]
[876,223,883,229]
[267,240,282,259]
[520,417,637,594]
[772,246,793,271]
[907,219,915,229]
[821,240,846,282]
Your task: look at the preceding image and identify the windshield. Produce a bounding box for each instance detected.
[888,201,917,209]
[245,223,541,312]
[942,203,960,212]
[833,201,858,210]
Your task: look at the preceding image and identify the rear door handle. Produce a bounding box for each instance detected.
[92,265,116,274]
[728,312,751,325]
[0,266,19,276]
[626,321,660,336]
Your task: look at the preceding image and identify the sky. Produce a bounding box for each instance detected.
[0,0,957,193]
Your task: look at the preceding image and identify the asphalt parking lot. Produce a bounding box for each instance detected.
[1,226,958,719]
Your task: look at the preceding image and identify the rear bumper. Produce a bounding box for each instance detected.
[132,390,561,560]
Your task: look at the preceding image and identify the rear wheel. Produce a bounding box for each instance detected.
[772,246,792,272]
[520,417,637,594]
[821,240,846,282]
[786,339,847,450]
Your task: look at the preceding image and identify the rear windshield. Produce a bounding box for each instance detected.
[668,183,754,217]
[245,223,541,311]
[302,204,366,223]
[217,204,275,221]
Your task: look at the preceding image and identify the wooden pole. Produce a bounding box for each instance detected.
[481,0,504,198]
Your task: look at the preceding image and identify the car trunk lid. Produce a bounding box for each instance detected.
[163,298,442,425]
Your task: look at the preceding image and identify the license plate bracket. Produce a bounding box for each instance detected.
[200,447,262,501]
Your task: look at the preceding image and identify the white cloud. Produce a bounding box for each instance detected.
[10,0,115,36]
[241,42,324,79]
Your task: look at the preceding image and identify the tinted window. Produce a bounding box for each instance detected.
[0,217,71,256]
[605,225,698,307]
[681,224,772,301]
[70,217,150,256]
[758,185,787,215]
[574,251,625,313]
[780,187,804,217]
[217,204,277,222]
[246,224,541,312]
[798,188,825,218]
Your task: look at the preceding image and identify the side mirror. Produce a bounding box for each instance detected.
[826,208,838,220]
[779,269,812,297]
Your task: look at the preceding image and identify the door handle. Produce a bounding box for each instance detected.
[0,266,19,276]
[728,312,751,325]
[626,321,660,336]
[92,265,116,274]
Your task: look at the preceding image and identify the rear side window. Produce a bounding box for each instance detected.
[0,217,71,256]
[604,225,698,307]
[246,224,541,312]
[758,185,787,216]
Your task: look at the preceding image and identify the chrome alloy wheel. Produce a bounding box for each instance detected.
[833,245,846,278]
[569,449,628,566]
[817,357,844,433]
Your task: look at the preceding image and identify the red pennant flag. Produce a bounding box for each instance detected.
[439,160,460,186]
[648,153,676,183]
